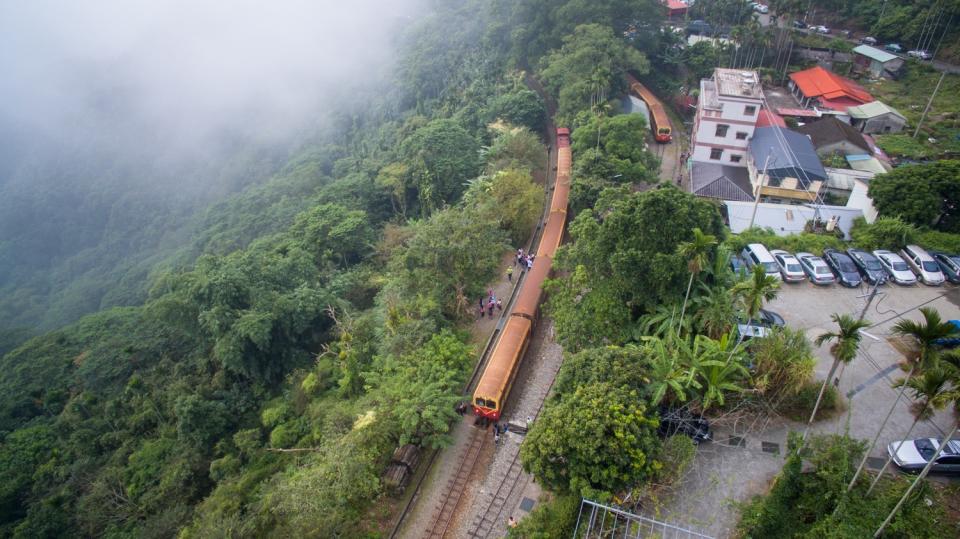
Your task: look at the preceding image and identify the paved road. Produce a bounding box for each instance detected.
[651,281,960,538]
[753,12,960,74]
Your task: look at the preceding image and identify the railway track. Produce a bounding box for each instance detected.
[389,79,560,539]
[465,337,564,539]
[423,428,487,539]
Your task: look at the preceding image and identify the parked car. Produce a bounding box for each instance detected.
[860,36,877,45]
[741,243,782,281]
[874,249,918,285]
[932,320,960,347]
[792,20,806,29]
[887,438,960,474]
[908,49,933,60]
[796,252,836,285]
[770,249,806,282]
[847,248,887,285]
[756,309,785,328]
[813,25,830,34]
[885,43,904,53]
[737,308,785,341]
[751,3,769,14]
[686,19,713,35]
[823,249,862,287]
[932,252,960,284]
[658,407,711,444]
[730,254,748,276]
[900,245,945,285]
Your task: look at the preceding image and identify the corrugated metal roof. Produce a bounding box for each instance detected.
[847,155,888,174]
[853,45,899,63]
[749,127,827,183]
[789,66,873,104]
[796,117,870,153]
[847,100,906,120]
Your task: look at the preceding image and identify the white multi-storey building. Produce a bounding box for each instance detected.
[690,68,765,166]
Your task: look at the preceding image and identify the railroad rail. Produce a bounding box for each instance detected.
[424,428,487,539]
[388,86,560,539]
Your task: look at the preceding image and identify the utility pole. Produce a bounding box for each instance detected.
[914,71,946,139]
[749,152,773,229]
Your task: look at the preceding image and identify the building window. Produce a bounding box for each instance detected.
[730,154,742,163]
[745,105,757,116]
[736,131,748,140]
[710,148,723,160]
[715,124,729,137]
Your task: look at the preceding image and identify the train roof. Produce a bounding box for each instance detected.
[474,316,532,399]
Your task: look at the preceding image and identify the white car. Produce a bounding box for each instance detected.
[796,252,835,285]
[873,249,917,285]
[908,49,933,60]
[900,244,945,286]
[813,25,830,34]
[770,249,806,282]
[752,3,769,14]
[888,438,960,473]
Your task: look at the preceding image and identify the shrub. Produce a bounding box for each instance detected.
[506,494,581,538]
[749,328,816,407]
[850,216,917,251]
[917,229,960,253]
[781,380,842,422]
[726,228,845,256]
[654,435,696,487]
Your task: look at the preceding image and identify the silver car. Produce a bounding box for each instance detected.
[874,249,917,285]
[796,252,835,285]
[770,249,806,282]
[888,438,960,474]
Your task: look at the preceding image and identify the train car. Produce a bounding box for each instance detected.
[472,127,572,422]
[472,316,533,420]
[626,75,672,143]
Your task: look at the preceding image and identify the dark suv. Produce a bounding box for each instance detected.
[823,249,863,287]
[847,248,887,285]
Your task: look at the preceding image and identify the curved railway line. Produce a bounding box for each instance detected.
[390,92,564,538]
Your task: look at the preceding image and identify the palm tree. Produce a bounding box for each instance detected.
[693,334,749,410]
[866,366,955,495]
[732,264,780,321]
[693,284,737,340]
[848,307,959,491]
[676,228,717,337]
[642,336,690,406]
[801,314,871,448]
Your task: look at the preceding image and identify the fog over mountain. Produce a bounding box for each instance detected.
[0,1,422,338]
[1,0,418,156]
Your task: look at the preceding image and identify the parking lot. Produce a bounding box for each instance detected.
[651,278,960,538]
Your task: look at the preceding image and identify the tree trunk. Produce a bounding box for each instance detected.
[874,422,960,537]
[677,272,695,338]
[848,364,915,492]
[799,358,841,454]
[867,412,924,495]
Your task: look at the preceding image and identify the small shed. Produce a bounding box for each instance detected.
[852,45,904,78]
[847,101,907,134]
[690,162,754,202]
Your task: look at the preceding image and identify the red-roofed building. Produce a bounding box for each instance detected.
[788,66,873,111]
[756,109,786,128]
[661,0,689,17]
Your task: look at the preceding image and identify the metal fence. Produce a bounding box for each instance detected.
[573,499,714,539]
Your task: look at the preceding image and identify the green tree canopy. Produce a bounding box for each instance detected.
[520,382,661,499]
[540,23,650,123]
[547,187,725,350]
[868,160,960,232]
[400,118,480,213]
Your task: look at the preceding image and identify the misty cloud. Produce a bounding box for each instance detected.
[0,0,422,154]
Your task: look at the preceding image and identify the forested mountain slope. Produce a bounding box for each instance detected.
[0,0,670,536]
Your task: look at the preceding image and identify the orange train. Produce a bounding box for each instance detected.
[626,74,672,143]
[472,127,572,421]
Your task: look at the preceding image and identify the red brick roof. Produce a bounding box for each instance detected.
[789,67,873,109]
